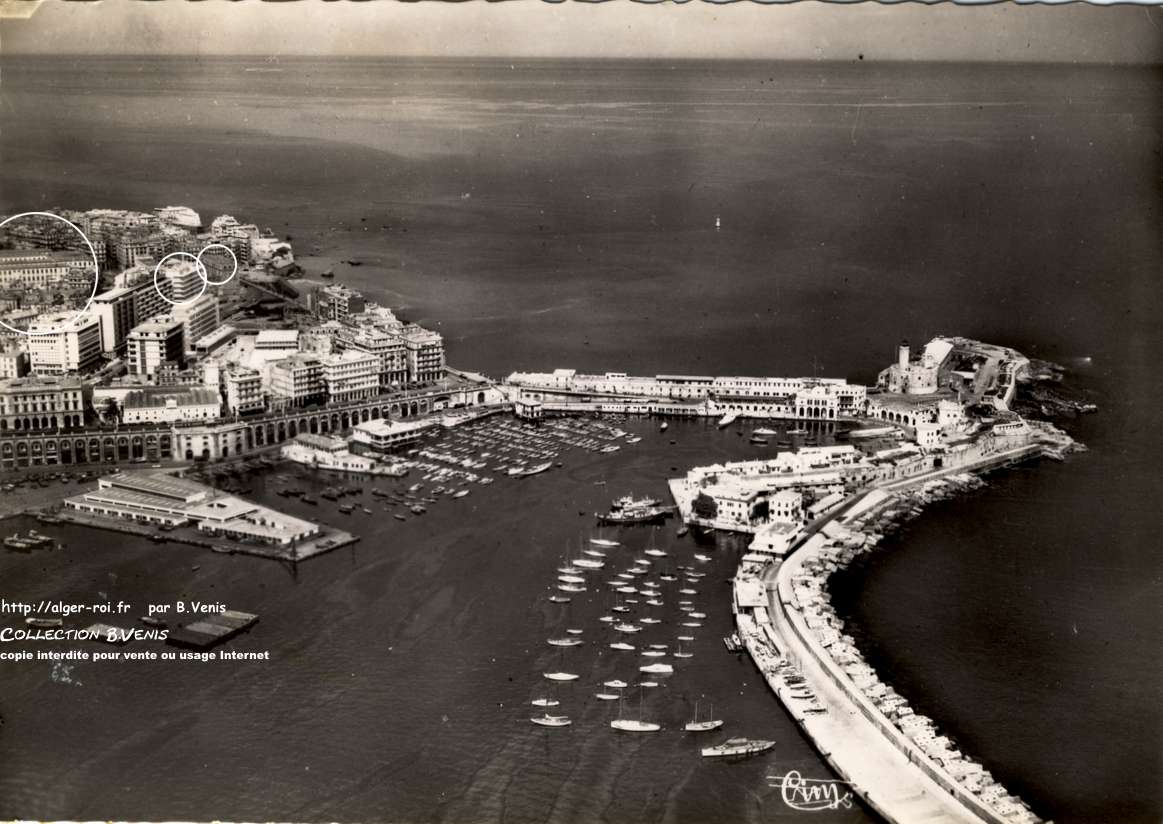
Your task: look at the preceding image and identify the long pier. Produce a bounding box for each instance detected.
[735,444,1050,824]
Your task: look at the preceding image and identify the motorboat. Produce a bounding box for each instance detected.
[531,698,559,707]
[531,714,572,727]
[639,663,673,674]
[700,738,776,758]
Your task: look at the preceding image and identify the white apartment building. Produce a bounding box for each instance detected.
[269,354,326,408]
[401,325,445,384]
[154,294,220,355]
[338,325,408,388]
[28,312,102,376]
[223,367,263,416]
[321,349,379,403]
[126,318,184,377]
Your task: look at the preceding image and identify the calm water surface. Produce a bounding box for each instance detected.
[0,57,1159,823]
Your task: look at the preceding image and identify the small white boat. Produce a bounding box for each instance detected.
[640,662,673,674]
[558,575,585,584]
[531,698,560,707]
[531,714,572,727]
[557,584,586,593]
[640,617,661,625]
[610,642,635,651]
[694,554,711,562]
[611,688,660,732]
[681,621,703,628]
[677,635,695,642]
[685,700,724,732]
[753,427,777,436]
[660,422,669,432]
[612,606,630,614]
[617,586,637,594]
[641,650,667,658]
[544,672,579,682]
[548,638,583,647]
[548,595,571,604]
[646,599,664,607]
[599,615,616,623]
[615,623,642,633]
[584,549,606,558]
[566,628,584,635]
[603,680,629,689]
[453,489,470,499]
[611,719,660,732]
[648,643,668,650]
[574,558,604,569]
[595,693,620,701]
[690,612,707,619]
[617,573,634,579]
[644,548,667,558]
[590,538,620,548]
[680,588,697,595]
[638,681,659,688]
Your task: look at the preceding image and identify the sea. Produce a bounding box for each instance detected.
[0,56,1159,823]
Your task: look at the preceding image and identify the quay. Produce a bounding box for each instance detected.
[732,443,1054,824]
[50,506,357,562]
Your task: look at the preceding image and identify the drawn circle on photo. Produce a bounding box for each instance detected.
[197,243,238,286]
[153,251,209,307]
[0,211,101,337]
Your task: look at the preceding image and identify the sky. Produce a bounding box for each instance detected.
[0,0,1160,63]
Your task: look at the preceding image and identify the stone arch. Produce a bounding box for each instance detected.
[477,392,486,405]
[410,401,418,416]
[277,422,286,442]
[372,407,381,420]
[288,421,298,438]
[309,417,319,434]
[361,409,370,423]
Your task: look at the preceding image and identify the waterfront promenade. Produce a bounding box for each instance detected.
[741,444,1051,824]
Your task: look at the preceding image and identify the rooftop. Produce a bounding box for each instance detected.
[123,387,220,409]
[101,471,209,503]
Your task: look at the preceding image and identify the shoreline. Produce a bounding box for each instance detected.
[735,444,1057,824]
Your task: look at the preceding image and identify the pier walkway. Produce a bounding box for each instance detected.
[740,443,1051,824]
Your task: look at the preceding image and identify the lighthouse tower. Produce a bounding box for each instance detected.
[897,340,910,370]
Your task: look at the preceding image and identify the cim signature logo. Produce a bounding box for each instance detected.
[769,770,855,812]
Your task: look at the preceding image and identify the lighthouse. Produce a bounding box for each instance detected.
[897,340,910,370]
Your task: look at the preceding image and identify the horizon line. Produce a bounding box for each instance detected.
[2,53,1159,66]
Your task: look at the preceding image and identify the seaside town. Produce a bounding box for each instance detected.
[0,205,1090,824]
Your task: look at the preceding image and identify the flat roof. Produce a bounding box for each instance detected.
[185,496,260,522]
[355,417,436,436]
[255,329,300,344]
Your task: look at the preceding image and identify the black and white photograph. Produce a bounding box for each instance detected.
[0,1,1159,822]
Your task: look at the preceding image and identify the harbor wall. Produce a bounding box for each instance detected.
[745,443,1053,824]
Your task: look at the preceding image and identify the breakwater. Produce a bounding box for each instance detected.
[736,443,1059,824]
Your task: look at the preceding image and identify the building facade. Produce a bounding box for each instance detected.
[28,312,103,375]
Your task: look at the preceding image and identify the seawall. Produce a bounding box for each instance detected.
[737,444,1050,824]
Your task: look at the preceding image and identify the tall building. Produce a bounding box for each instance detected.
[223,367,264,416]
[92,277,177,354]
[400,325,445,384]
[314,284,365,323]
[0,375,86,432]
[321,349,379,403]
[126,318,184,377]
[28,312,102,376]
[155,295,220,355]
[158,259,206,303]
[269,354,325,408]
[338,325,407,389]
